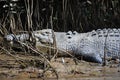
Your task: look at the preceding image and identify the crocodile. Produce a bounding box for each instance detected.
[33,29,120,63]
[4,29,120,63]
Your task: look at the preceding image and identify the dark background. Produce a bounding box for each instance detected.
[0,0,120,34]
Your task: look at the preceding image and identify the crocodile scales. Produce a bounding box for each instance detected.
[34,28,120,63]
[4,28,120,63]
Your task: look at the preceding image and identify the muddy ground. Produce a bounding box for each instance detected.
[0,50,120,80]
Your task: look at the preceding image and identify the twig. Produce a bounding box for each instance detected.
[37,44,80,63]
[0,46,27,68]
[17,41,59,79]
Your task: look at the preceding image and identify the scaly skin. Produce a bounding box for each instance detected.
[4,29,120,63]
[33,29,120,63]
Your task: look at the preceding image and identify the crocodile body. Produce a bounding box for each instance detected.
[4,29,120,63]
[33,29,120,63]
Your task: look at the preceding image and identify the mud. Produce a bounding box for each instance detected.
[0,51,120,80]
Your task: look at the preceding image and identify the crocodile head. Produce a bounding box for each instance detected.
[34,29,80,45]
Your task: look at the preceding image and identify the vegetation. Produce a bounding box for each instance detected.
[0,0,120,79]
[0,0,120,34]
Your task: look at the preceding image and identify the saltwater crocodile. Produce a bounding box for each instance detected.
[4,29,120,63]
[33,28,120,63]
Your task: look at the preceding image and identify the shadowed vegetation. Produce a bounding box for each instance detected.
[0,0,120,34]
